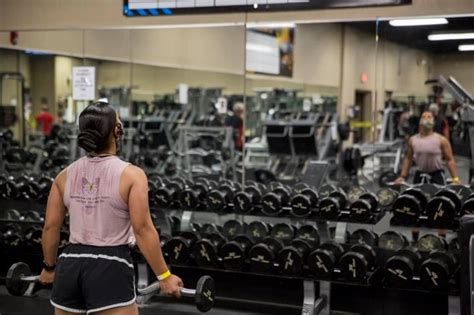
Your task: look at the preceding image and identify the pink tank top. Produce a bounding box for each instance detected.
[412,133,444,173]
[64,156,135,246]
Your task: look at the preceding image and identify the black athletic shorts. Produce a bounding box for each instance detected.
[51,244,136,314]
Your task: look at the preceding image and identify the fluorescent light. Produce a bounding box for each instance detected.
[246,22,296,29]
[459,44,474,51]
[246,43,276,54]
[428,32,474,41]
[389,18,448,27]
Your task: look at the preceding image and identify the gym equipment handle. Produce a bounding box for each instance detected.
[137,281,195,297]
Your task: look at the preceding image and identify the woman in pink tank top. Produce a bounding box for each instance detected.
[39,101,183,315]
[395,111,460,186]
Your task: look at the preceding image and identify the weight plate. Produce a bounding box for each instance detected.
[378,231,407,251]
[347,186,367,204]
[6,262,31,296]
[376,188,399,207]
[296,225,320,247]
[195,276,215,312]
[426,196,456,228]
[349,229,378,247]
[415,234,447,252]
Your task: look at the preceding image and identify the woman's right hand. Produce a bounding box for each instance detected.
[394,177,406,185]
[160,274,184,298]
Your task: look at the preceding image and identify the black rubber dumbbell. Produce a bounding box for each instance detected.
[261,184,291,216]
[295,225,320,247]
[339,243,377,282]
[234,183,266,213]
[4,175,33,200]
[155,180,184,208]
[24,226,42,249]
[165,231,201,264]
[461,193,474,215]
[199,223,222,236]
[420,250,458,290]
[24,176,54,201]
[222,220,246,240]
[319,184,337,198]
[180,182,211,210]
[23,211,43,222]
[391,188,427,225]
[248,236,284,273]
[349,229,378,247]
[277,238,318,276]
[1,224,23,248]
[349,193,378,222]
[290,187,319,217]
[270,223,296,245]
[426,189,462,227]
[307,241,344,279]
[384,247,421,288]
[446,184,472,206]
[319,190,347,219]
[245,221,271,242]
[193,232,227,268]
[220,234,254,271]
[415,234,447,253]
[207,182,239,211]
[378,231,408,251]
[6,209,22,220]
[376,187,399,208]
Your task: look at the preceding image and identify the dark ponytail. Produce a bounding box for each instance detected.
[78,102,117,153]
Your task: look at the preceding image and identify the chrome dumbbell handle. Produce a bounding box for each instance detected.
[137,281,195,298]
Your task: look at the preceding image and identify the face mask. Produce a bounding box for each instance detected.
[420,119,434,130]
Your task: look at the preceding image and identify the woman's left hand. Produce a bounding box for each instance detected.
[39,269,55,285]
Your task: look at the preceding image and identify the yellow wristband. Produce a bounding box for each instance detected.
[157,270,171,281]
[453,177,460,182]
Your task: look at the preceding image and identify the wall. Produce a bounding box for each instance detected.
[0,0,472,30]
[433,53,474,94]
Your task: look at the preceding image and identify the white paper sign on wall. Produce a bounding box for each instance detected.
[73,67,96,101]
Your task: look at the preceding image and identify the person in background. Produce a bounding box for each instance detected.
[395,111,460,186]
[35,105,55,136]
[225,102,244,151]
[429,103,450,139]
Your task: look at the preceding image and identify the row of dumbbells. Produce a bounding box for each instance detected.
[0,173,54,202]
[390,184,474,227]
[161,221,459,291]
[149,176,384,222]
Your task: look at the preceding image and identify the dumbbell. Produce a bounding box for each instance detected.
[339,243,377,282]
[319,190,347,219]
[349,229,378,247]
[277,238,318,276]
[180,182,211,210]
[415,234,447,253]
[6,262,52,296]
[137,275,216,312]
[165,231,201,264]
[24,176,54,201]
[270,223,296,245]
[319,184,337,198]
[290,187,319,217]
[261,184,291,216]
[391,188,427,225]
[307,241,344,279]
[23,211,43,222]
[461,194,474,215]
[193,232,227,267]
[222,220,246,240]
[384,247,422,288]
[220,234,254,271]
[378,231,408,251]
[426,189,462,227]
[155,180,184,208]
[6,209,22,220]
[419,250,458,290]
[199,223,222,236]
[24,226,42,249]
[295,225,320,247]
[446,184,472,206]
[207,182,239,211]
[1,224,23,248]
[245,221,271,242]
[376,187,399,208]
[349,193,378,222]
[248,236,284,273]
[4,175,34,200]
[234,183,266,213]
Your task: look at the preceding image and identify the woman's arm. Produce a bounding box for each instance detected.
[440,136,460,184]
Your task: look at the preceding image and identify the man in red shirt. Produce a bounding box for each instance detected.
[35,105,54,136]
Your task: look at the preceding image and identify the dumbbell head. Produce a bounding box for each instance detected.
[349,229,378,247]
[347,186,367,204]
[2,224,23,248]
[219,234,254,271]
[199,223,222,236]
[6,262,32,296]
[248,236,284,273]
[295,225,320,248]
[319,190,347,219]
[4,175,32,199]
[270,223,295,245]
[25,176,53,201]
[180,183,208,209]
[261,186,291,215]
[290,188,319,217]
[420,250,457,290]
[307,241,344,279]
[277,238,313,275]
[403,188,428,209]
[25,226,42,248]
[384,247,421,288]
[222,220,245,239]
[426,196,456,228]
[339,243,377,282]
[246,221,271,242]
[378,231,408,251]
[415,234,447,253]
[194,275,216,312]
[350,193,378,222]
[234,186,262,213]
[155,181,183,208]
[194,233,227,267]
[207,184,235,211]
[376,188,399,207]
[165,231,201,264]
[462,195,474,215]
[392,192,424,225]
[319,184,337,198]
